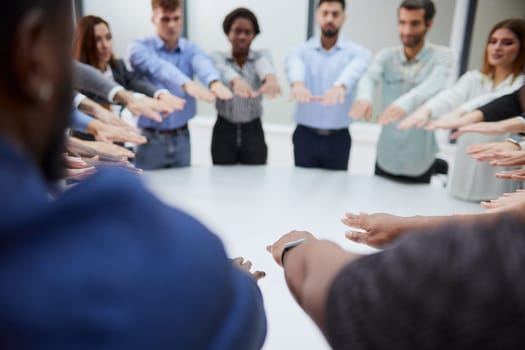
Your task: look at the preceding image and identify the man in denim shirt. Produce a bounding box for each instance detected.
[128,0,233,170]
[350,0,453,183]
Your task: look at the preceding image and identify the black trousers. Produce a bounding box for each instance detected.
[293,125,351,171]
[211,116,267,165]
[374,162,433,184]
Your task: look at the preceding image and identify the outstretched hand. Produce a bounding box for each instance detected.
[342,212,403,248]
[230,257,266,282]
[266,230,317,267]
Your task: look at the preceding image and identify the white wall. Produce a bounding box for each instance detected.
[467,0,525,71]
[82,0,155,62]
[81,0,522,126]
[342,0,457,54]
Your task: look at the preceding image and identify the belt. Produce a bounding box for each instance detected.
[143,124,188,135]
[299,125,347,136]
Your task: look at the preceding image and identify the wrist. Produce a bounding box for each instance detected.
[281,238,310,265]
[208,80,220,89]
[86,119,101,136]
[506,137,522,150]
[333,82,346,90]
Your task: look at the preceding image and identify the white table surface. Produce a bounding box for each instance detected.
[143,165,482,350]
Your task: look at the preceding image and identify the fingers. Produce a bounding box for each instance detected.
[252,270,266,281]
[230,257,266,281]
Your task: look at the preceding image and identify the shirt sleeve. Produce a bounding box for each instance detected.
[285,45,306,84]
[190,44,222,87]
[354,48,388,102]
[74,60,123,103]
[254,49,276,80]
[334,44,372,93]
[71,108,94,133]
[393,48,454,113]
[128,39,192,90]
[479,89,523,122]
[211,51,240,84]
[73,92,86,109]
[423,70,478,117]
[458,75,524,112]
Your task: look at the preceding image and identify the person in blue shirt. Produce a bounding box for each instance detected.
[128,0,233,170]
[0,0,267,348]
[285,0,371,170]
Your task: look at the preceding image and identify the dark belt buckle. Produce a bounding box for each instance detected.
[317,129,331,136]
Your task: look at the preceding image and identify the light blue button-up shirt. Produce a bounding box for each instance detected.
[355,42,454,176]
[286,36,371,129]
[128,36,221,130]
[71,108,93,133]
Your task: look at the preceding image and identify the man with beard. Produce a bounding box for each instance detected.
[286,0,371,170]
[0,0,267,348]
[349,0,454,183]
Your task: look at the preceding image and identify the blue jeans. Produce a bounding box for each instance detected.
[135,129,191,170]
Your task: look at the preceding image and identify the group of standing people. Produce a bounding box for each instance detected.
[2,0,525,348]
[71,0,525,204]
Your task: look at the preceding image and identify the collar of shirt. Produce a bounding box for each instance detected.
[309,35,345,52]
[397,40,431,65]
[226,50,256,63]
[153,34,186,53]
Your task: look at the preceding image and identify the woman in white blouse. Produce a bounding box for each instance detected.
[399,18,525,201]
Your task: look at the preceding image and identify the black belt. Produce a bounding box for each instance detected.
[299,125,347,136]
[143,124,188,135]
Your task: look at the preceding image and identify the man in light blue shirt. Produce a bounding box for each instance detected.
[285,0,371,170]
[349,0,454,183]
[128,0,233,170]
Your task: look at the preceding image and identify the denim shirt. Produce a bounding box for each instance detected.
[356,42,454,175]
[128,36,221,130]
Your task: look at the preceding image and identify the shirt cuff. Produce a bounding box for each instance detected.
[73,93,86,108]
[71,108,94,133]
[108,86,125,102]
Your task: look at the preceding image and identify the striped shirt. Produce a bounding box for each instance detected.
[211,49,275,123]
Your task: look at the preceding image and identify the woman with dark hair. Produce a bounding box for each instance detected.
[210,8,282,165]
[399,18,525,201]
[73,15,185,115]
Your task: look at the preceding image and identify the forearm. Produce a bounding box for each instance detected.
[283,241,359,333]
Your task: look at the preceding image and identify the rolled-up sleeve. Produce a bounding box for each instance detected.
[128,39,192,90]
[393,49,454,112]
[285,46,306,84]
[334,44,371,93]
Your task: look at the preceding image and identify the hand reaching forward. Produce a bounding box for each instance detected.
[348,100,372,121]
[266,230,317,267]
[158,92,186,111]
[183,81,216,103]
[231,77,258,99]
[210,80,234,100]
[258,74,281,99]
[290,82,314,104]
[377,105,406,126]
[320,86,345,106]
[230,257,266,282]
[398,106,431,130]
[342,212,403,248]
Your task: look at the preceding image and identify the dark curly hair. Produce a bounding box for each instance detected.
[223,8,260,36]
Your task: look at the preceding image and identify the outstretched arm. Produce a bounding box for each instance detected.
[267,231,360,333]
